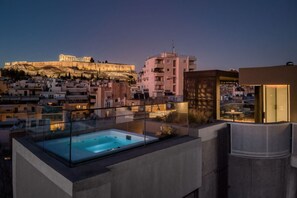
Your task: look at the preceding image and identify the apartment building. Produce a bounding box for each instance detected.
[139,52,196,98]
[0,104,43,122]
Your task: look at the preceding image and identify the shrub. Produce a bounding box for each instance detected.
[188,110,211,125]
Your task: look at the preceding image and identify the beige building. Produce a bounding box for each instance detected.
[139,52,196,98]
[91,81,131,108]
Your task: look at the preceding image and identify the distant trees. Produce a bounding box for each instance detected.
[0,68,30,80]
[127,75,136,85]
[58,72,73,80]
[80,73,88,80]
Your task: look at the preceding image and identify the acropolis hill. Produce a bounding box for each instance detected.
[4,54,136,80]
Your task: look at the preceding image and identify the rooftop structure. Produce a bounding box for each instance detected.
[184,70,239,121]
[239,64,297,123]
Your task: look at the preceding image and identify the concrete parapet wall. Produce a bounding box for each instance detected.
[13,139,73,198]
[189,122,229,198]
[108,138,201,198]
[230,122,291,158]
[229,155,296,198]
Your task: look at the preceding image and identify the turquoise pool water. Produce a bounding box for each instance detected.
[38,129,157,163]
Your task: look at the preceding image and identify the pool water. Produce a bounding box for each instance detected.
[38,129,157,163]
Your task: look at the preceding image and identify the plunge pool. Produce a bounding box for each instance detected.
[37,129,157,163]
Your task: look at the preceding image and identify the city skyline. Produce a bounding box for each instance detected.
[0,0,297,72]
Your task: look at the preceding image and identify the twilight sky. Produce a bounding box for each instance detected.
[0,0,296,71]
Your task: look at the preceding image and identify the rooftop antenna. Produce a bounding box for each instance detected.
[171,40,175,53]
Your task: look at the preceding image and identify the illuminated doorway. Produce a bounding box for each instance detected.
[263,85,290,122]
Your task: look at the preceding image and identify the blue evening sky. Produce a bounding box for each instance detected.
[0,0,296,71]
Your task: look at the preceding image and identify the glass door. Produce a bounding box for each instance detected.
[264,85,289,122]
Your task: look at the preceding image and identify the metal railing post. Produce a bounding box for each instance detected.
[69,110,72,167]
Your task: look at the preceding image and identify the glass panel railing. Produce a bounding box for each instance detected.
[220,102,254,122]
[23,102,189,166]
[145,102,189,139]
[65,106,149,164]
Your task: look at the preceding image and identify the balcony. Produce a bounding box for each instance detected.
[154,72,164,77]
[154,63,164,69]
[189,63,196,70]
[90,98,96,103]
[155,81,163,85]
[189,56,197,61]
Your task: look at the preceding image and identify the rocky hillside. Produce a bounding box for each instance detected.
[4,61,137,81]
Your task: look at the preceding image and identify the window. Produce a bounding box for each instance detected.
[173,60,176,67]
[39,120,45,126]
[173,68,176,75]
[173,77,176,83]
[167,68,170,72]
[173,85,176,92]
[31,120,36,127]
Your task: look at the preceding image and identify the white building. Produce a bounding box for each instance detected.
[138,52,196,98]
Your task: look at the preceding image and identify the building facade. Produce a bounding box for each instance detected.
[184,70,239,120]
[138,52,196,98]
